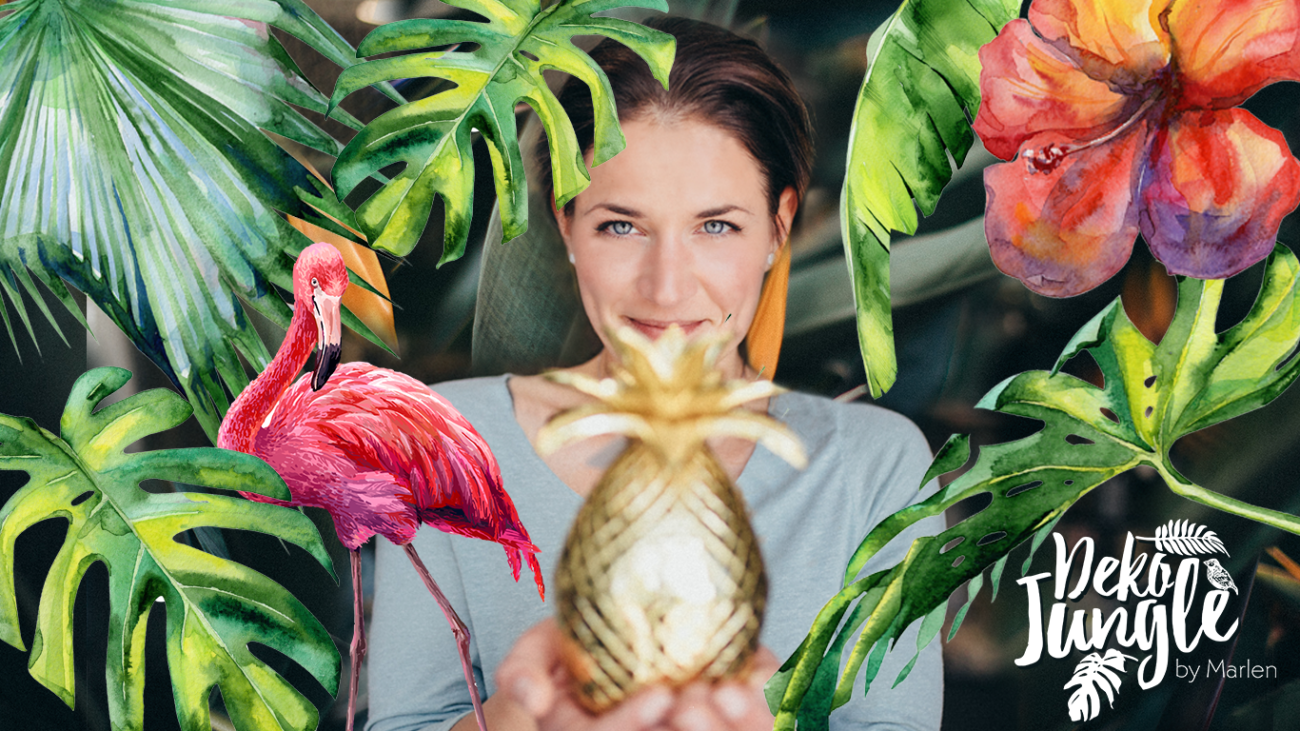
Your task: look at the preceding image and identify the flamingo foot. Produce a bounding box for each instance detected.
[347,549,367,731]
[404,543,488,731]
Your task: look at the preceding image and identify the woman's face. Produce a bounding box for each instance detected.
[557,116,797,376]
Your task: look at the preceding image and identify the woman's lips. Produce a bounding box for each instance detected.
[625,318,705,338]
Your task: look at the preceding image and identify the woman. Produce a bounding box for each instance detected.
[366,18,943,731]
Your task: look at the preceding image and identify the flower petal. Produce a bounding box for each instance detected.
[1139,108,1300,278]
[1167,0,1300,108]
[1030,0,1172,87]
[974,19,1134,161]
[984,121,1151,297]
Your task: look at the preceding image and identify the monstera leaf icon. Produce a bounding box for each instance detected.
[1065,649,1137,722]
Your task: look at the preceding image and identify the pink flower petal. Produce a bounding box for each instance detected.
[984,121,1151,297]
[1140,108,1300,278]
[974,18,1132,161]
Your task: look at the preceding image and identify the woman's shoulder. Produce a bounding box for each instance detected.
[425,374,514,425]
[774,389,928,457]
[772,389,935,513]
[427,373,509,397]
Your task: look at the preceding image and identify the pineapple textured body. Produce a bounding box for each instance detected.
[540,327,807,713]
[556,443,767,711]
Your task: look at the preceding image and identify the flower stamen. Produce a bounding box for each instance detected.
[1024,95,1161,174]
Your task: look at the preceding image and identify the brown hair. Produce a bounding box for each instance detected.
[539,17,814,233]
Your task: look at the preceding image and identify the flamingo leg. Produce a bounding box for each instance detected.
[347,549,366,731]
[403,543,488,731]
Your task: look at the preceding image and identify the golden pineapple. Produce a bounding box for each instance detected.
[538,326,807,712]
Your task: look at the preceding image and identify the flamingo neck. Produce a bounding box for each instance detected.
[218,300,316,453]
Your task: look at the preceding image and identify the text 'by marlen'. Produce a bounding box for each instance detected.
[1175,657,1277,683]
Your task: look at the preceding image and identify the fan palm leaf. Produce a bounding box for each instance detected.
[0,0,397,442]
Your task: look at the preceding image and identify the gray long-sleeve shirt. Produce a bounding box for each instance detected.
[366,375,944,731]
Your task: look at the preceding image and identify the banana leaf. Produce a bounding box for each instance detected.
[0,367,339,731]
[769,243,1300,729]
[841,0,1020,397]
[0,0,398,443]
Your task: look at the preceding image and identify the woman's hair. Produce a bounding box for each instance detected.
[539,17,814,231]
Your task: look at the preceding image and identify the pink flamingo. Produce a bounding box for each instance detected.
[218,242,544,731]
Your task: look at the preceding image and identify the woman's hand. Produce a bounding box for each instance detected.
[497,618,778,731]
[663,657,778,731]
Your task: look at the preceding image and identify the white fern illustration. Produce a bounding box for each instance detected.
[1135,519,1229,557]
[1064,649,1138,722]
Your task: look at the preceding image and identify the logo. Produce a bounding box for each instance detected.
[1015,520,1268,722]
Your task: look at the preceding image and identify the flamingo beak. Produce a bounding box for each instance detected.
[312,292,342,391]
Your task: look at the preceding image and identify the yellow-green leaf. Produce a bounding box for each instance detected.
[772,244,1300,728]
[841,0,1020,397]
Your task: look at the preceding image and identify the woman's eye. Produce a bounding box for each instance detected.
[600,220,636,236]
[702,220,733,235]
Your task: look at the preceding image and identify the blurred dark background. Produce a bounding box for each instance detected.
[3,1,1300,730]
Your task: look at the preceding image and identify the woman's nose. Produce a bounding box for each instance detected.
[637,234,696,308]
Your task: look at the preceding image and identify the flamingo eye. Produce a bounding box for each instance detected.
[311,277,319,288]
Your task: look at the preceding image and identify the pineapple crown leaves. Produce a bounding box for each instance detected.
[0,367,339,731]
[326,0,676,263]
[537,326,807,469]
[769,243,1300,729]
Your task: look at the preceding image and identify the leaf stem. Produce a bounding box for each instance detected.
[1154,459,1300,536]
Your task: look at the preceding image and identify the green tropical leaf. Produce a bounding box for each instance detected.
[0,367,339,731]
[0,0,395,443]
[328,0,676,263]
[769,244,1300,728]
[841,0,1019,397]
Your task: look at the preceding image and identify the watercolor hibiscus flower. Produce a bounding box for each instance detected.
[972,0,1300,297]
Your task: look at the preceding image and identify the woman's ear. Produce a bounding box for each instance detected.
[552,195,573,241]
[775,185,798,248]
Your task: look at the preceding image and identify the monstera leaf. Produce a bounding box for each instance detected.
[769,244,1300,729]
[1064,649,1136,723]
[0,0,398,442]
[0,368,339,731]
[328,0,676,262]
[842,0,1019,397]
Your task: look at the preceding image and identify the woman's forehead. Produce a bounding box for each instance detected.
[575,117,767,216]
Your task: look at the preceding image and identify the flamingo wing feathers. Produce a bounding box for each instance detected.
[255,364,543,598]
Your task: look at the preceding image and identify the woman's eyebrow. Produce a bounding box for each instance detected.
[697,205,749,218]
[586,202,643,217]
[582,203,752,218]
